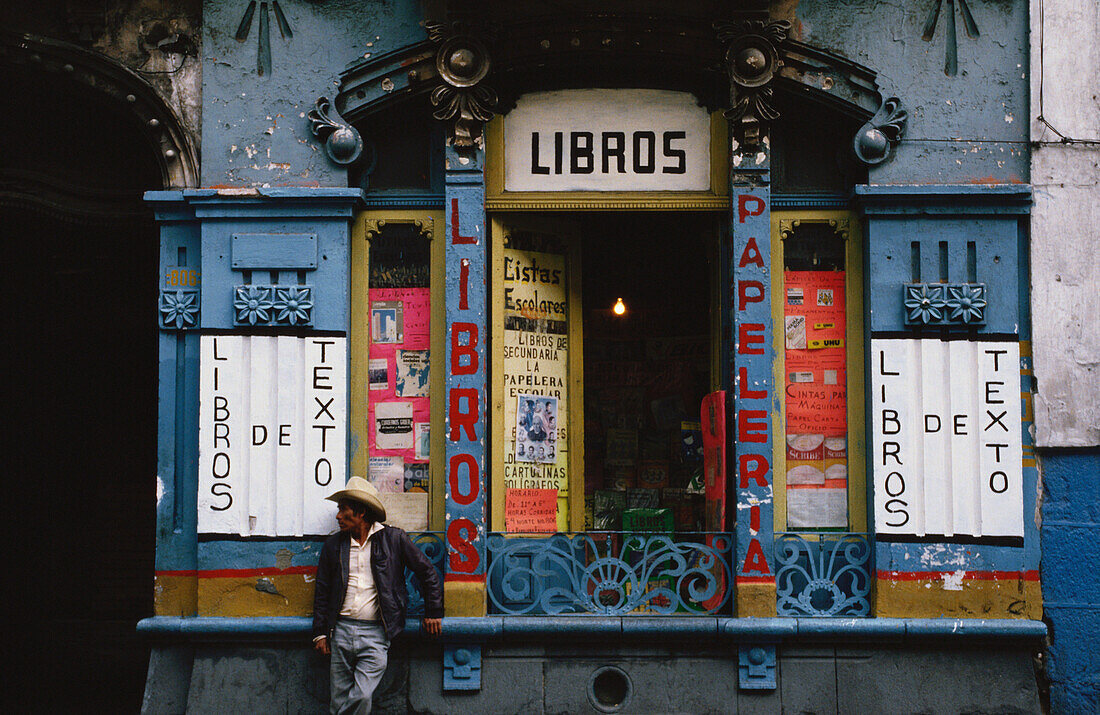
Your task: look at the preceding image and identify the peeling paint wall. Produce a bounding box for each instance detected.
[201,0,429,187]
[787,0,1030,183]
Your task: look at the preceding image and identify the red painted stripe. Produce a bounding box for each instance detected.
[736,575,776,584]
[444,574,486,583]
[877,569,1039,582]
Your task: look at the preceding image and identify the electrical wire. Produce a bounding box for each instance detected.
[1035,0,1100,146]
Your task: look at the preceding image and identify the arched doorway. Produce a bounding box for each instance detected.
[1,34,192,711]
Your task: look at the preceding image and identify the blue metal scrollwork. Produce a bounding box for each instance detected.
[486,532,734,616]
[405,532,445,617]
[775,532,872,617]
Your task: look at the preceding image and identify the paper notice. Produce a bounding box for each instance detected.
[375,401,414,450]
[785,315,807,350]
[414,422,430,460]
[395,349,430,397]
[371,300,403,343]
[379,492,428,531]
[505,488,558,532]
[368,358,389,391]
[786,488,848,529]
[368,455,404,493]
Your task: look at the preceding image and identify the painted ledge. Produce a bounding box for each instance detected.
[137,616,1046,642]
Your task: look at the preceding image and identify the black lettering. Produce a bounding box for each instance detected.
[278,424,292,446]
[314,424,334,451]
[214,395,230,422]
[884,499,910,527]
[531,132,549,174]
[985,409,1008,432]
[314,458,333,487]
[213,338,228,361]
[554,131,563,174]
[570,131,594,174]
[210,482,233,511]
[986,349,1008,371]
[313,366,332,390]
[214,422,230,448]
[989,471,1009,494]
[986,443,1008,462]
[882,409,901,435]
[924,414,941,433]
[662,131,686,174]
[953,414,968,435]
[882,441,902,465]
[633,131,655,173]
[314,339,334,363]
[602,132,626,173]
[212,452,231,479]
[885,471,906,497]
[985,381,1005,404]
[879,350,900,376]
[252,425,267,446]
[314,396,334,420]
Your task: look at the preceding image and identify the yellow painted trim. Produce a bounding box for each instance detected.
[771,211,867,533]
[490,215,506,532]
[444,581,487,617]
[875,576,1042,619]
[736,582,778,617]
[154,574,197,617]
[350,209,444,529]
[567,238,586,532]
[197,575,314,617]
[485,112,729,212]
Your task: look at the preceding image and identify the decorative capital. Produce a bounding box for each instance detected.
[853,96,908,165]
[714,18,791,151]
[308,97,363,165]
[426,21,497,148]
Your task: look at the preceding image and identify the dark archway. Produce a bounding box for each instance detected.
[1,36,179,712]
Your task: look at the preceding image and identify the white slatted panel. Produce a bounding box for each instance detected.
[872,338,1023,538]
[199,335,347,536]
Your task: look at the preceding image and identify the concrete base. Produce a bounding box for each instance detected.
[142,640,1041,713]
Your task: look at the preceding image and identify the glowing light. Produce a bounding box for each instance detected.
[612,297,626,316]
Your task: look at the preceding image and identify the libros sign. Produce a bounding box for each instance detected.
[504,89,712,192]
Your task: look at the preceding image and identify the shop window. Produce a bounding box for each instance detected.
[772,213,867,533]
[349,211,445,530]
[770,92,867,195]
[350,99,443,194]
[490,213,721,535]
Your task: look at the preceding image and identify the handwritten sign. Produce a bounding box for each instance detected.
[505,488,559,532]
[504,89,711,192]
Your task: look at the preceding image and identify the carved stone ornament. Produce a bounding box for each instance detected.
[853,96,908,165]
[715,18,791,150]
[308,97,363,165]
[426,21,497,148]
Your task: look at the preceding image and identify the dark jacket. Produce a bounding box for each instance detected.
[312,525,443,642]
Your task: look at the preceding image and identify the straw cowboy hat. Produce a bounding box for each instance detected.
[326,476,387,522]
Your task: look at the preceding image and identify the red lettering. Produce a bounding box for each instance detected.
[448,453,480,506]
[738,410,768,443]
[447,518,479,573]
[450,198,476,244]
[450,322,479,375]
[738,367,767,399]
[738,194,766,223]
[738,323,765,355]
[459,258,470,310]
[738,280,765,311]
[737,236,765,268]
[448,388,480,441]
[738,453,770,487]
[750,504,761,532]
[741,538,771,575]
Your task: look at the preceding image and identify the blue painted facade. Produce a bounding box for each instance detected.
[7,0,1097,711]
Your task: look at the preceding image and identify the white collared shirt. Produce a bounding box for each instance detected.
[339,521,385,622]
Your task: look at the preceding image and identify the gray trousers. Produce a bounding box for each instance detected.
[330,618,390,715]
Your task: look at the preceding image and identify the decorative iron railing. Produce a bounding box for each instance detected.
[405,532,446,616]
[774,532,873,617]
[485,532,735,616]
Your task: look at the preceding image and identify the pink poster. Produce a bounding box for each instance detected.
[368,287,431,463]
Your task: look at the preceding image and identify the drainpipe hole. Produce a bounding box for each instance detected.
[588,666,632,712]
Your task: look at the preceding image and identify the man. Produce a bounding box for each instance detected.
[312,476,443,714]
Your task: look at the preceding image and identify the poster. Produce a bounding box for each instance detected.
[514,393,558,464]
[414,422,430,460]
[403,462,429,493]
[505,488,558,532]
[368,358,389,391]
[368,455,404,493]
[370,300,403,343]
[395,349,429,397]
[502,248,569,492]
[375,401,413,450]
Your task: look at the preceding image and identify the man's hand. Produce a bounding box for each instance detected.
[313,636,330,655]
[423,618,442,638]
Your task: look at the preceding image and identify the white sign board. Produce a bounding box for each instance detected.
[198,335,347,536]
[871,339,1023,537]
[504,89,711,192]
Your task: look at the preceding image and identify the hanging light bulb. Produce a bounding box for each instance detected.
[612,297,626,316]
